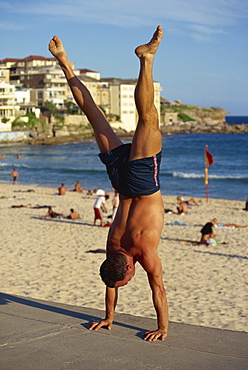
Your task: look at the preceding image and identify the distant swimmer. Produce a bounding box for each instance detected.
[11,168,19,184]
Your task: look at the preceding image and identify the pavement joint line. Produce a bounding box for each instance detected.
[1,311,248,360]
[0,310,84,327]
[1,307,248,360]
[0,328,78,347]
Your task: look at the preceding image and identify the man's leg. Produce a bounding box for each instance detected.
[48,37,122,153]
[129,25,163,161]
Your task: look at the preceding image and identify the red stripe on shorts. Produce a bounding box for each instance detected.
[153,155,159,187]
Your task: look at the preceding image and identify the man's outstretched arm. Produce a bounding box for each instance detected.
[140,253,168,341]
[89,286,118,331]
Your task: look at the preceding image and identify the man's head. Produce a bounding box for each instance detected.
[177,195,184,203]
[212,218,218,227]
[100,253,135,288]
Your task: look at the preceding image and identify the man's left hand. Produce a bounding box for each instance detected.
[143,329,167,342]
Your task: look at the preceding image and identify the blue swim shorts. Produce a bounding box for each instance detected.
[99,143,161,197]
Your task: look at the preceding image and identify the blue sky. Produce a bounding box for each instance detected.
[0,0,248,115]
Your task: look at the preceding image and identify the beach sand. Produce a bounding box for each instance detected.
[1,183,247,332]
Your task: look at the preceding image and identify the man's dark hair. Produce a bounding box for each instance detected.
[100,253,127,287]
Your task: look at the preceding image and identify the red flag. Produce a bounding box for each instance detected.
[205,150,214,166]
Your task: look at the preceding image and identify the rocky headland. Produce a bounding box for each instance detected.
[2,105,248,145]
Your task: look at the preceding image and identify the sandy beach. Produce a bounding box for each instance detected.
[0,183,247,333]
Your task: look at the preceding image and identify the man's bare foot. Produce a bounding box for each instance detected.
[48,36,69,66]
[135,25,163,59]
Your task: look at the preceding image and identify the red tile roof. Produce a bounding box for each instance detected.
[0,56,55,63]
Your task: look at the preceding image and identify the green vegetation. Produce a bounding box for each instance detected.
[54,115,65,129]
[44,101,58,116]
[178,112,195,122]
[12,112,45,128]
[65,101,80,115]
[161,105,195,112]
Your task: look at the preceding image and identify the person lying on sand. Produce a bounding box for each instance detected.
[173,196,189,215]
[200,218,248,245]
[44,206,64,219]
[67,208,81,220]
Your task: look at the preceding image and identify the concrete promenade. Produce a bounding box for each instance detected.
[0,292,247,369]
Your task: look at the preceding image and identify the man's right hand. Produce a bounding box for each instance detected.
[88,319,113,331]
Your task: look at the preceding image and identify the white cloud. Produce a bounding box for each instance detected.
[1,0,248,40]
[0,21,25,31]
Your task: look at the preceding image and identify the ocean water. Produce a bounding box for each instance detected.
[0,132,247,201]
[225,115,248,125]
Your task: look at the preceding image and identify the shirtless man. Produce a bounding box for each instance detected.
[67,208,81,220]
[58,183,67,195]
[175,196,188,215]
[49,25,168,342]
[11,168,19,184]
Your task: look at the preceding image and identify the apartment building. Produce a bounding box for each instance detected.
[102,78,161,132]
[0,56,57,80]
[0,81,16,131]
[0,55,162,132]
[0,68,10,84]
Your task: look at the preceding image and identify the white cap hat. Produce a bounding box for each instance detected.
[96,189,105,196]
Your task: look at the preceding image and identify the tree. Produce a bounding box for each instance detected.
[44,101,58,116]
[65,101,80,115]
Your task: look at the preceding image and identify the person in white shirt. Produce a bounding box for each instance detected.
[93,194,109,226]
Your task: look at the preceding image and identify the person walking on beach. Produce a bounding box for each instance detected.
[49,25,168,342]
[11,168,19,184]
[93,194,109,226]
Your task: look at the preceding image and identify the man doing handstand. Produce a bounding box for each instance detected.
[49,25,168,342]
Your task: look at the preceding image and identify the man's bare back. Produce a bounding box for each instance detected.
[107,192,164,258]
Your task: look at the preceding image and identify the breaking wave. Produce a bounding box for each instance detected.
[172,172,247,180]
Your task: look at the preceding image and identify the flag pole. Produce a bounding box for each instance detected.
[205,145,209,202]
[204,145,214,202]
